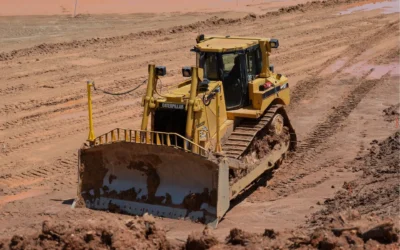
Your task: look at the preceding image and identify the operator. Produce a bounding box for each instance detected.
[228,55,241,79]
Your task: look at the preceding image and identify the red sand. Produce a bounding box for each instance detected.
[0,0,312,16]
[1,0,256,16]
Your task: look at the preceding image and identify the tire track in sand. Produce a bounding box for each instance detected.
[289,20,399,106]
[247,20,399,201]
[248,71,391,203]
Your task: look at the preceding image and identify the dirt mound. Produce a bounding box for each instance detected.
[4,218,396,250]
[185,228,287,249]
[383,103,399,122]
[226,228,260,246]
[185,219,398,249]
[185,227,219,250]
[308,218,399,249]
[311,131,400,224]
[0,214,174,250]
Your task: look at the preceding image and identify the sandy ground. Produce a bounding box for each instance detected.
[0,0,399,245]
[1,0,312,16]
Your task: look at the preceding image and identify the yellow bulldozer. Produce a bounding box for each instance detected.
[76,35,297,228]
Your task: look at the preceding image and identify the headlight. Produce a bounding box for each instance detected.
[269,39,279,49]
[182,67,192,77]
[155,66,166,76]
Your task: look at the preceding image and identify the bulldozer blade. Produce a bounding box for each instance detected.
[76,142,230,227]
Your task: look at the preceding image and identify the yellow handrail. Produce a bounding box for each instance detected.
[93,128,209,157]
[86,81,96,144]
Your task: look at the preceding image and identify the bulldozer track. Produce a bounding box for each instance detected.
[222,104,283,159]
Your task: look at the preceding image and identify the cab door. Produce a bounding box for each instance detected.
[222,53,247,110]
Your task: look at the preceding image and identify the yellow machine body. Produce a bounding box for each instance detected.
[77,35,297,228]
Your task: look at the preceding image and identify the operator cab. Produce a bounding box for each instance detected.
[193,36,264,110]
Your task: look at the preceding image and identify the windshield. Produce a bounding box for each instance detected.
[198,52,239,81]
[203,53,219,80]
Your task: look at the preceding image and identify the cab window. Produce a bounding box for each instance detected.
[199,53,219,80]
[246,47,262,80]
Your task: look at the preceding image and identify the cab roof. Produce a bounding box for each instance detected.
[194,36,261,53]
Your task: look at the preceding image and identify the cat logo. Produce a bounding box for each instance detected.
[199,125,208,140]
[160,103,185,110]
